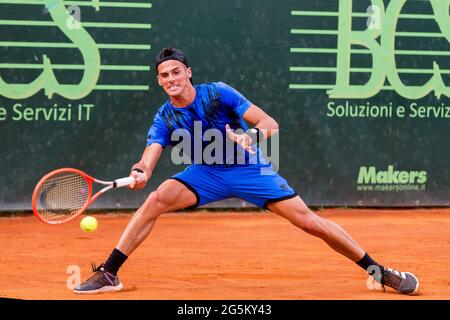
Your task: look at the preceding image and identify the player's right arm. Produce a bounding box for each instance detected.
[129,143,164,190]
[129,107,171,189]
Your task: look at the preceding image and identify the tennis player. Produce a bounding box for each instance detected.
[74,48,419,295]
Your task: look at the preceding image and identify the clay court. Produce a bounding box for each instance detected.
[0,208,449,300]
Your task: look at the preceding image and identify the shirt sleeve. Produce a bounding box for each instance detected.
[217,82,252,117]
[146,111,171,148]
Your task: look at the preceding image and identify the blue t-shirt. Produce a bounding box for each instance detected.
[146,82,265,165]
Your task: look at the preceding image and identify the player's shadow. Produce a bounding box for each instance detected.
[120,286,137,293]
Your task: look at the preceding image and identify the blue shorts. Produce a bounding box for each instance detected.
[170,163,297,209]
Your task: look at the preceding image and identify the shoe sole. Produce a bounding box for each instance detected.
[405,272,420,295]
[73,282,123,294]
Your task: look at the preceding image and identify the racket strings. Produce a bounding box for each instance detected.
[36,172,90,223]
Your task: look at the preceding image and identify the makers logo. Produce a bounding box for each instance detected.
[357,165,427,192]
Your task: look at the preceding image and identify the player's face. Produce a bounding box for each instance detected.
[157,60,192,97]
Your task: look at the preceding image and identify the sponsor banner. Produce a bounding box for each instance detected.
[0,0,448,209]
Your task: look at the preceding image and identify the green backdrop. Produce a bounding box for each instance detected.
[0,0,449,210]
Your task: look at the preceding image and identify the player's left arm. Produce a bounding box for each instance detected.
[225,104,279,154]
[241,104,279,140]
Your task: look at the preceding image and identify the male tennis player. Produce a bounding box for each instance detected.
[74,47,419,295]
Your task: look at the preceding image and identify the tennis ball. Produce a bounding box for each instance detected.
[80,216,98,232]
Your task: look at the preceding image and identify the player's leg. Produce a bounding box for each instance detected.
[115,178,197,256]
[267,196,365,262]
[74,164,233,294]
[232,163,419,295]
[267,196,419,295]
[73,178,197,294]
[229,165,365,260]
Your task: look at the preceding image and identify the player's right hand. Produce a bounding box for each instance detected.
[128,170,149,190]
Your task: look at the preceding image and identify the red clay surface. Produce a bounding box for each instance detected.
[0,209,449,300]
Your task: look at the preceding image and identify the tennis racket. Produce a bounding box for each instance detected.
[32,168,135,225]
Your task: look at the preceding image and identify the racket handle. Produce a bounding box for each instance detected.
[113,176,136,188]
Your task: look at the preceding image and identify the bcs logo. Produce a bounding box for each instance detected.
[328,0,450,99]
[0,0,100,100]
[0,0,151,101]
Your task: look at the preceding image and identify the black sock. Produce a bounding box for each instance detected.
[103,248,128,276]
[356,252,384,277]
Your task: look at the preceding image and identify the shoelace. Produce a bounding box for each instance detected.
[89,262,117,286]
[91,262,105,272]
[81,262,106,284]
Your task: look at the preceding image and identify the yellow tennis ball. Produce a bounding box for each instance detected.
[80,216,98,232]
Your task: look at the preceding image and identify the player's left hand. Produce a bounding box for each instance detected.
[225,124,256,155]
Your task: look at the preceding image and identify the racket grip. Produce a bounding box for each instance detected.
[113,176,136,188]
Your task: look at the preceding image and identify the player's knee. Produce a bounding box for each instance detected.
[295,212,322,235]
[143,191,170,216]
[300,220,319,235]
[153,190,175,211]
